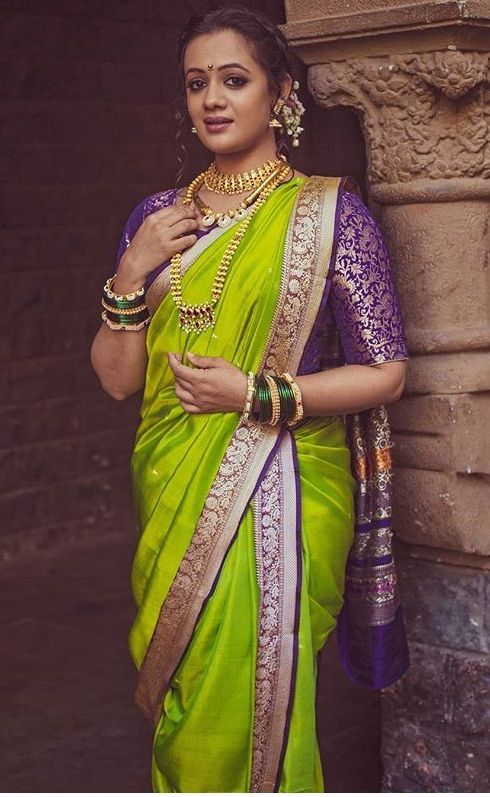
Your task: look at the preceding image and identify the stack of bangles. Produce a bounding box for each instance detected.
[101,274,150,331]
[242,371,304,427]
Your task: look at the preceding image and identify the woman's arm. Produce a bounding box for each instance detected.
[167,354,406,416]
[90,326,149,402]
[296,359,406,416]
[90,197,199,400]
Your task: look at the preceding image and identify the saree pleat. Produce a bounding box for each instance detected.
[128,176,370,792]
[149,416,355,793]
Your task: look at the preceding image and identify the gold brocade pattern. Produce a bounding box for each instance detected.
[263,176,340,376]
[251,435,299,793]
[331,194,409,365]
[344,406,401,625]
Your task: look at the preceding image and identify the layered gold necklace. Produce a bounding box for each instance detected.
[203,158,283,194]
[170,158,291,333]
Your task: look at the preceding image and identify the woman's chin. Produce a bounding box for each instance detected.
[199,136,256,158]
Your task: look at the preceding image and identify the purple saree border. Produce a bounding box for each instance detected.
[273,431,303,793]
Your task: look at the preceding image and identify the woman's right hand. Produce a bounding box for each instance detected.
[113,202,199,293]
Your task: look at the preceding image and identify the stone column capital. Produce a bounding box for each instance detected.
[309,50,490,202]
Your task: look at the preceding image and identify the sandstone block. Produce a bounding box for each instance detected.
[390,393,490,474]
[404,351,490,395]
[393,467,490,555]
[382,201,490,355]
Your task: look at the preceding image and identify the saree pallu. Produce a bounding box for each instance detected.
[126,175,410,793]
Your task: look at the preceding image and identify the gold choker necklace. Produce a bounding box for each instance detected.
[203,158,284,195]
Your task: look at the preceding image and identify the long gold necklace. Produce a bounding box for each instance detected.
[203,158,284,194]
[170,160,291,333]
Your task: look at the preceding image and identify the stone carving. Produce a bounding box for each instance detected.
[309,51,490,185]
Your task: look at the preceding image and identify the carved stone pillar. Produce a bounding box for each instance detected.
[283,2,490,791]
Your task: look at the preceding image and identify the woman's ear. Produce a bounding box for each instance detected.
[280,73,293,101]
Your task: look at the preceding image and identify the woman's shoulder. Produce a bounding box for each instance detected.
[120,187,178,236]
[302,172,367,206]
[139,187,178,218]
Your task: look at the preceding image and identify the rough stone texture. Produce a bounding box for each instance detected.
[1,0,365,560]
[309,52,490,200]
[403,351,490,395]
[389,393,490,474]
[392,467,490,555]
[282,1,490,62]
[398,556,489,654]
[381,201,490,355]
[379,555,490,792]
[381,641,490,792]
[285,0,487,22]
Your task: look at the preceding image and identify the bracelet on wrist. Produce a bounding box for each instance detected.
[242,371,256,423]
[242,371,304,427]
[281,372,304,426]
[101,273,150,331]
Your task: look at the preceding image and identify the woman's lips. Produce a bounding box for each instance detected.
[203,118,233,133]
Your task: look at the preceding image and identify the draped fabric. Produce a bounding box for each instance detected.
[114,174,410,792]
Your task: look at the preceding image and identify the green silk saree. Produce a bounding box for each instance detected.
[126,174,396,792]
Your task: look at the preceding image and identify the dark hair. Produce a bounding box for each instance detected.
[174,6,297,184]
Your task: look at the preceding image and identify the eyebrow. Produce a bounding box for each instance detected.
[185,63,251,77]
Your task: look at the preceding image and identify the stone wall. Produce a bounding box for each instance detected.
[1,1,364,558]
[282,0,490,790]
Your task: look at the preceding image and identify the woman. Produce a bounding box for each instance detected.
[91,7,410,792]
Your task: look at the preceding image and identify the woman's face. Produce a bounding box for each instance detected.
[183,29,285,157]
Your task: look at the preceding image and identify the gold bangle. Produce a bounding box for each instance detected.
[101,310,150,331]
[103,274,146,302]
[265,374,281,426]
[101,298,148,315]
[242,371,256,424]
[282,372,304,426]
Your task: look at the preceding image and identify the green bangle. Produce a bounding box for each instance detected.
[256,375,272,424]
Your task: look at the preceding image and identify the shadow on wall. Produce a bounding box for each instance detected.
[2,0,366,560]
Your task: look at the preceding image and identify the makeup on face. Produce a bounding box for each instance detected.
[183,30,276,158]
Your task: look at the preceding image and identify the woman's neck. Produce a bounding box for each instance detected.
[213,144,280,175]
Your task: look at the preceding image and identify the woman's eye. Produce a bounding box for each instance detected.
[187,79,206,91]
[225,76,247,88]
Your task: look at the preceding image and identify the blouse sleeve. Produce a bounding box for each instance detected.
[329,189,410,366]
[114,188,177,270]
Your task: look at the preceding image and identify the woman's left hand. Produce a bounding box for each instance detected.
[168,352,248,414]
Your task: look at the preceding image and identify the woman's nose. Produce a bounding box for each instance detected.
[203,81,227,109]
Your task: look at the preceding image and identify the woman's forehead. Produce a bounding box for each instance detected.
[183,29,256,70]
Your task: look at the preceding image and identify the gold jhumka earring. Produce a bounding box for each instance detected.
[268,81,305,148]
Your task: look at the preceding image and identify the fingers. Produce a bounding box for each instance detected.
[169,218,200,240]
[187,352,222,369]
[150,203,198,226]
[166,234,198,257]
[168,352,198,382]
[174,382,195,404]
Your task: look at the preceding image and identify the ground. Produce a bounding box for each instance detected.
[0,533,381,792]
